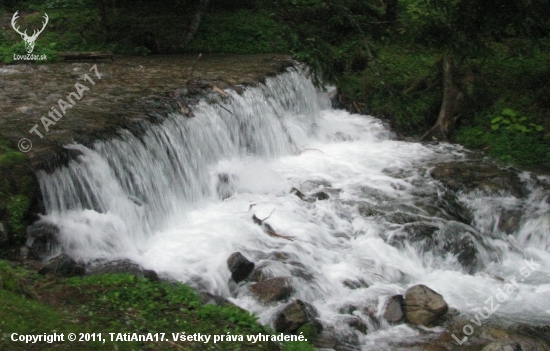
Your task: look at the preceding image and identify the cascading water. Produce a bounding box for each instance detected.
[37,69,550,349]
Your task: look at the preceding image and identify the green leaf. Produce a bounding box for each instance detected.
[502,108,517,117]
[491,124,500,130]
[536,126,544,132]
[502,119,511,124]
[491,116,502,124]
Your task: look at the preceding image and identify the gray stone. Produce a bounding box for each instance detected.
[39,254,85,277]
[384,294,405,324]
[312,191,330,201]
[404,284,448,326]
[274,299,318,334]
[250,277,294,302]
[87,259,158,281]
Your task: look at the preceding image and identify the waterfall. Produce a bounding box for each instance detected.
[37,68,550,349]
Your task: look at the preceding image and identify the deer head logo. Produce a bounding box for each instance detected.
[11,11,49,54]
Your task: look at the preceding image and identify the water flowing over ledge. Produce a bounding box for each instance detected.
[36,68,550,349]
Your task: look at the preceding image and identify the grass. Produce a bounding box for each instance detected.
[0,260,315,351]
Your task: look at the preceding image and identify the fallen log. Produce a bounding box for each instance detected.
[59,51,114,61]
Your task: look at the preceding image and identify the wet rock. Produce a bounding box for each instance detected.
[250,263,274,282]
[87,259,159,281]
[290,188,329,202]
[342,278,369,290]
[39,254,85,277]
[498,210,522,233]
[357,204,384,217]
[312,191,330,201]
[274,299,318,334]
[430,160,528,198]
[227,252,254,283]
[297,320,324,342]
[481,342,522,351]
[385,211,424,225]
[390,222,440,251]
[199,291,233,307]
[26,221,60,260]
[250,277,294,302]
[290,187,307,201]
[383,295,405,324]
[343,316,368,334]
[447,235,479,273]
[404,285,448,326]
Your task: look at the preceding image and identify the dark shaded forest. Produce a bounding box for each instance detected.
[1,0,549,169]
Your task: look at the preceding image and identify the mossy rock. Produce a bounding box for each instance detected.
[0,138,39,253]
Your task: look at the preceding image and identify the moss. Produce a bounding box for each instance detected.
[0,261,311,350]
[6,195,30,241]
[0,138,38,255]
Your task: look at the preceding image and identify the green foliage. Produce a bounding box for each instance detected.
[456,125,550,168]
[0,265,310,350]
[188,10,295,54]
[490,108,543,133]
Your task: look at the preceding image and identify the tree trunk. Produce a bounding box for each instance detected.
[421,55,462,141]
[95,0,110,38]
[181,0,211,51]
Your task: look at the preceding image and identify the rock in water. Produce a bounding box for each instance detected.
[249,277,294,302]
[275,299,318,334]
[227,252,254,283]
[384,295,405,324]
[404,284,448,326]
[311,191,329,201]
[26,221,60,260]
[290,187,307,201]
[39,254,85,277]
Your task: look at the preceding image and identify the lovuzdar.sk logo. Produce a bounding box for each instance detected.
[11,11,49,60]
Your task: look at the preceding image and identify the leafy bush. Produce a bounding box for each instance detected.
[187,10,295,54]
[490,108,543,133]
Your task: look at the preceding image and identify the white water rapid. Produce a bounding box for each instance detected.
[37,69,550,350]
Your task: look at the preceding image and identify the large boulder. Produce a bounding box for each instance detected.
[38,254,85,277]
[404,284,448,326]
[274,299,318,334]
[26,221,60,260]
[250,277,294,302]
[383,295,405,324]
[87,259,158,281]
[430,160,528,199]
[227,252,254,283]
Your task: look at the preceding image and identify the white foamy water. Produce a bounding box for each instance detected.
[37,69,550,349]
